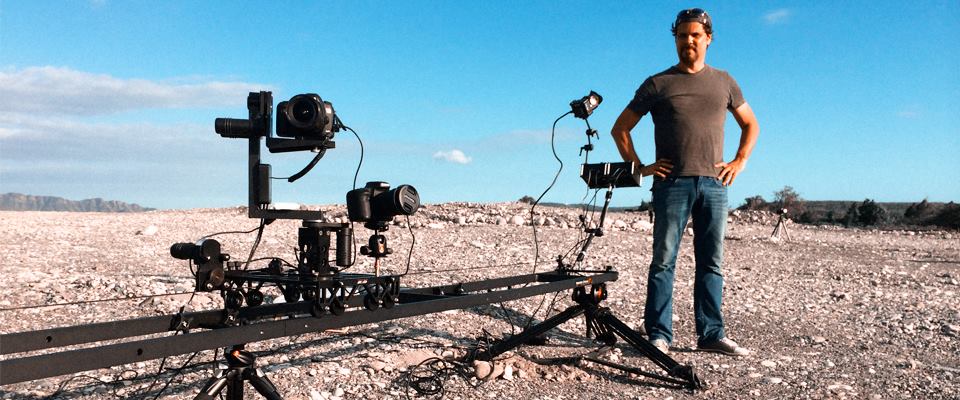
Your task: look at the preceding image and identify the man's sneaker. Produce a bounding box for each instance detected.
[650,338,670,355]
[698,337,750,356]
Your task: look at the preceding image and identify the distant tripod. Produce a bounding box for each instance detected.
[770,208,790,241]
[195,345,282,400]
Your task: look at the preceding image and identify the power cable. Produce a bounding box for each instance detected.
[529,110,572,276]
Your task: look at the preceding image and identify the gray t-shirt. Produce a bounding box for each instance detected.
[627,65,745,177]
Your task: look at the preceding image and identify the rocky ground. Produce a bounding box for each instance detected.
[0,204,957,399]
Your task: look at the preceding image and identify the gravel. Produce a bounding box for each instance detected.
[0,204,957,399]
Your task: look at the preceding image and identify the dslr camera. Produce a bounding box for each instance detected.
[347,182,420,231]
[276,93,339,139]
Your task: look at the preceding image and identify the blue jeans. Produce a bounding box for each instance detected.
[645,176,727,346]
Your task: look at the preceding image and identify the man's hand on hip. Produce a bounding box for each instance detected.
[641,159,674,178]
[715,158,746,186]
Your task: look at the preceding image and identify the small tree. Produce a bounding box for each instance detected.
[518,195,536,204]
[798,210,824,224]
[857,199,887,226]
[843,202,860,227]
[926,202,960,229]
[904,198,932,220]
[739,195,767,211]
[772,186,806,217]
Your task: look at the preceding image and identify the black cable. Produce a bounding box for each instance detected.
[509,111,569,332]
[404,357,477,399]
[400,215,416,276]
[151,351,201,400]
[242,218,267,270]
[523,291,562,331]
[199,225,262,240]
[246,256,297,269]
[47,373,131,399]
[529,110,572,277]
[338,117,364,270]
[0,289,196,312]
[141,290,198,399]
[338,117,364,191]
[402,260,553,276]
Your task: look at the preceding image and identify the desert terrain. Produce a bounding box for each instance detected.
[0,204,957,399]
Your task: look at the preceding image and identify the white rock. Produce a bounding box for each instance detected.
[473,360,492,380]
[489,363,505,381]
[761,360,777,368]
[502,364,514,381]
[427,222,445,229]
[634,220,654,231]
[510,215,525,226]
[137,225,159,236]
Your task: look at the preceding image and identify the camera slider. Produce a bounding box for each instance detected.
[580,162,641,189]
[0,270,626,388]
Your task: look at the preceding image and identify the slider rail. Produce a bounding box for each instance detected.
[0,270,617,385]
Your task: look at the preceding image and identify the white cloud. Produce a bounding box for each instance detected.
[432,149,472,164]
[897,104,923,119]
[0,66,269,116]
[763,9,792,25]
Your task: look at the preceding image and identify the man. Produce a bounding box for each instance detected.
[611,8,759,356]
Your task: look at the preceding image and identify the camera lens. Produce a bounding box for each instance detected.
[291,98,318,126]
[391,185,420,216]
[284,94,327,131]
[371,184,419,217]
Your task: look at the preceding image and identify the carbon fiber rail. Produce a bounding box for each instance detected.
[0,270,617,385]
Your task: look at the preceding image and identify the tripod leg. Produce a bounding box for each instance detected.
[246,368,284,400]
[193,369,235,400]
[593,308,704,389]
[226,370,244,400]
[475,304,586,361]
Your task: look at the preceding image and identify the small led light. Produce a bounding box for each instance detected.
[571,90,603,119]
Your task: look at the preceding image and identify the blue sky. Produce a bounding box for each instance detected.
[1,1,957,209]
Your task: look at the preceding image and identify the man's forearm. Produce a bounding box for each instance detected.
[734,122,759,161]
[611,108,643,165]
[612,128,642,164]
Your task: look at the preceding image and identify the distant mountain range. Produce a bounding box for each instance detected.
[0,193,154,212]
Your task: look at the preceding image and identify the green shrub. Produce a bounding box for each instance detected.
[773,186,806,217]
[843,202,860,227]
[926,202,960,229]
[857,199,887,226]
[739,195,768,211]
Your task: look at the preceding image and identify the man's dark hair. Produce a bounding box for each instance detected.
[671,8,713,36]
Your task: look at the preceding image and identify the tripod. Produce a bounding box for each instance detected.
[771,209,790,241]
[472,172,702,389]
[195,345,283,400]
[473,284,704,389]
